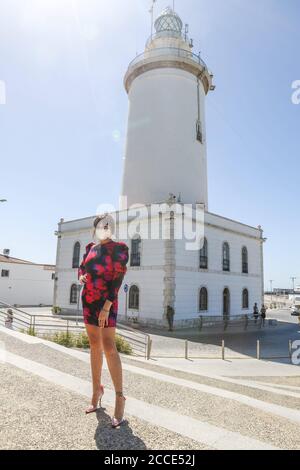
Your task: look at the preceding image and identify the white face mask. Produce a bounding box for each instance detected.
[95,226,112,241]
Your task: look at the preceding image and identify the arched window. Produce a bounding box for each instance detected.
[199,238,208,269]
[70,284,78,304]
[130,235,141,267]
[242,247,248,274]
[199,287,208,311]
[129,285,139,310]
[223,288,230,317]
[242,288,249,309]
[223,242,230,272]
[72,242,81,268]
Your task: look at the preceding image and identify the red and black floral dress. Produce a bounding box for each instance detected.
[78,239,129,328]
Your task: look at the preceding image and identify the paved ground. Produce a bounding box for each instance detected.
[129,309,300,360]
[0,325,300,450]
[8,307,299,360]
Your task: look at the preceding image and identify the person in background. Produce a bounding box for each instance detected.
[260,304,267,326]
[5,309,13,329]
[166,305,175,332]
[253,303,259,323]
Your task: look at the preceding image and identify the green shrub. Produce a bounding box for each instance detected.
[115,334,132,355]
[21,328,132,354]
[20,327,36,336]
[51,331,74,347]
[74,332,90,349]
[73,332,132,353]
[27,327,36,336]
[52,306,62,315]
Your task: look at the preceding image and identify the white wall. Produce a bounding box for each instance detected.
[175,214,263,318]
[0,262,54,306]
[55,229,94,310]
[175,270,261,319]
[121,67,208,207]
[54,217,166,322]
[55,209,264,325]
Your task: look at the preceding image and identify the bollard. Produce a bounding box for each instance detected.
[185,340,188,360]
[222,340,225,360]
[289,340,292,361]
[257,340,260,360]
[32,316,36,335]
[146,335,152,360]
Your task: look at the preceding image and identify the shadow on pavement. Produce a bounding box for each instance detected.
[94,408,147,450]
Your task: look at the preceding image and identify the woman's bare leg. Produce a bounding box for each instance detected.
[85,324,104,407]
[102,327,125,420]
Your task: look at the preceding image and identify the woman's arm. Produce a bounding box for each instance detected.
[106,243,129,305]
[78,242,93,280]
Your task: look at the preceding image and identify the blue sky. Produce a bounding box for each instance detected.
[0,0,299,289]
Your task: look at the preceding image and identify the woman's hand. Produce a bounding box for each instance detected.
[79,274,88,285]
[98,308,110,328]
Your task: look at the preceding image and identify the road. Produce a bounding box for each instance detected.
[131,309,300,360]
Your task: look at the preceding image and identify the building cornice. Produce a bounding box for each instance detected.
[124,56,212,94]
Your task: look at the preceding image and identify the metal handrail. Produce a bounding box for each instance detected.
[0,300,34,319]
[128,47,209,72]
[0,300,148,357]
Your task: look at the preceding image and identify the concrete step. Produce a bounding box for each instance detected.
[1,328,300,449]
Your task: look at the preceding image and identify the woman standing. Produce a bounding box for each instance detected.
[78,213,129,427]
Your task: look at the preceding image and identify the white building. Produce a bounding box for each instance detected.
[53,7,265,328]
[0,249,55,307]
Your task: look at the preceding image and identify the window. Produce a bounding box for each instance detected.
[72,242,81,268]
[196,119,203,143]
[70,284,78,304]
[242,289,249,309]
[1,269,9,277]
[130,235,141,267]
[199,287,208,311]
[129,285,139,310]
[199,237,208,269]
[222,242,230,272]
[242,247,248,274]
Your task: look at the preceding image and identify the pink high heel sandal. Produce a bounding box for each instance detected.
[85,384,105,414]
[111,392,126,427]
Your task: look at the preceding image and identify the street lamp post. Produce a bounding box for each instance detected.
[269,280,274,305]
[291,277,298,305]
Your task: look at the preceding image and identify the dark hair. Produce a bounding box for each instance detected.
[92,212,115,238]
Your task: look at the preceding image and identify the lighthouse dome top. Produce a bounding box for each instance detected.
[154,6,183,35]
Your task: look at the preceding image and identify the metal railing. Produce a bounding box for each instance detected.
[127,47,209,72]
[197,314,277,332]
[145,335,294,361]
[0,300,148,358]
[1,301,295,362]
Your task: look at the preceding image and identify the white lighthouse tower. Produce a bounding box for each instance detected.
[54,5,265,330]
[120,6,215,210]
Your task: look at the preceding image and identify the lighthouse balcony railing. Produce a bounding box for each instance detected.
[128,47,209,73]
